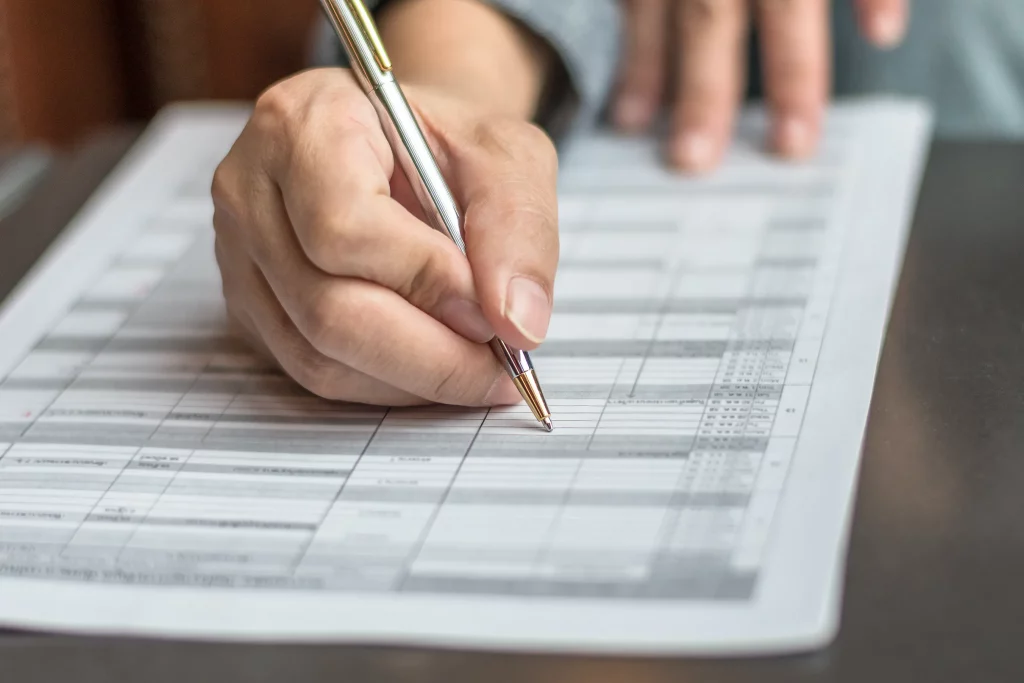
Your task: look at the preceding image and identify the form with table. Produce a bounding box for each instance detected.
[0,100,934,655]
[1,105,1022,683]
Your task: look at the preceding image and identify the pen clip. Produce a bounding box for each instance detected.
[343,0,392,72]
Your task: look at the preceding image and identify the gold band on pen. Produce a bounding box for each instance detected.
[344,0,392,71]
[512,370,551,422]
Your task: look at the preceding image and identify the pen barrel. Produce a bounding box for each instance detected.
[488,338,534,378]
[321,0,551,424]
[372,82,537,382]
[372,81,467,253]
[320,0,390,89]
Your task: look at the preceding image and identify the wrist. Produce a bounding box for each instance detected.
[376,0,553,120]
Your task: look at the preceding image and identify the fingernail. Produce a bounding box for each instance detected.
[615,96,650,130]
[673,131,714,171]
[485,376,522,405]
[776,117,813,158]
[871,14,906,48]
[505,276,551,344]
[438,298,494,343]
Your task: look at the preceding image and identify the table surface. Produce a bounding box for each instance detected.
[1,132,1023,682]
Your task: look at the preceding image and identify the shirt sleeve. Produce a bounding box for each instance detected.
[309,0,621,140]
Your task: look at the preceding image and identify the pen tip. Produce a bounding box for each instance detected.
[542,417,553,432]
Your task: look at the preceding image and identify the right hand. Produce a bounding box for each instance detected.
[212,68,559,407]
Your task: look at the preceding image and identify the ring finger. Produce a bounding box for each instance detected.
[216,237,425,405]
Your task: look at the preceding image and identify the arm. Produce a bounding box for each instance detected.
[312,0,622,137]
[377,0,552,120]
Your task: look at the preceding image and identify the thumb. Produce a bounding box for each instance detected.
[448,117,560,350]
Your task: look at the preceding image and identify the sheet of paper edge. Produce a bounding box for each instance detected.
[0,99,934,655]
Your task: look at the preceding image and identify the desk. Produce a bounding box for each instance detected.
[1,134,1022,682]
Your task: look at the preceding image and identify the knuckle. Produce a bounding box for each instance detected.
[217,269,240,313]
[521,122,559,171]
[480,186,527,226]
[758,0,804,19]
[300,289,349,356]
[287,107,351,167]
[466,120,557,220]
[211,202,234,239]
[213,236,231,283]
[429,362,500,404]
[769,80,812,107]
[628,0,664,11]
[251,74,347,147]
[767,51,819,81]
[210,162,254,241]
[681,0,729,24]
[470,117,546,161]
[210,161,236,213]
[470,117,518,160]
[676,79,731,110]
[314,84,380,132]
[400,248,456,312]
[213,238,247,305]
[291,352,345,400]
[490,177,557,231]
[299,288,383,372]
[430,364,463,401]
[623,64,663,95]
[472,118,557,167]
[251,71,379,158]
[216,204,273,269]
[211,186,248,247]
[302,198,367,273]
[252,82,300,141]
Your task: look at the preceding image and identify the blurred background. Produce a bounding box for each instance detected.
[0,0,320,147]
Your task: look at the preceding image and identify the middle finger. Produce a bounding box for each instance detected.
[756,0,831,159]
[670,0,750,173]
[216,236,426,405]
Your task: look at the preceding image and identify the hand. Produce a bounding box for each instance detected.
[612,0,909,171]
[212,69,559,406]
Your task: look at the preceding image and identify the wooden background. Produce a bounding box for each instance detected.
[0,0,321,147]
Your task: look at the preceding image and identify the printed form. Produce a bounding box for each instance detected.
[0,101,931,654]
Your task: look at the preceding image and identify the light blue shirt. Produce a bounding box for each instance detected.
[316,0,1024,139]
[833,0,1024,137]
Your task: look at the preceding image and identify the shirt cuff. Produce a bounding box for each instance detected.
[479,0,620,139]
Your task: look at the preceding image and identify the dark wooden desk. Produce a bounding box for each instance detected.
[1,134,1023,682]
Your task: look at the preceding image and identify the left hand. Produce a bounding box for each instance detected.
[612,0,909,172]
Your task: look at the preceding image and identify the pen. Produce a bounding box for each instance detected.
[320,0,554,431]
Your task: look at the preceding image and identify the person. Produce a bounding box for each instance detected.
[212,0,1024,410]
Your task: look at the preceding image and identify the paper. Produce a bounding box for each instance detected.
[0,100,931,654]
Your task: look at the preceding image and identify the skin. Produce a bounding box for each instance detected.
[214,0,911,408]
[212,0,557,407]
[612,0,910,171]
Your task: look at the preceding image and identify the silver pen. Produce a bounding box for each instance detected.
[320,0,553,431]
